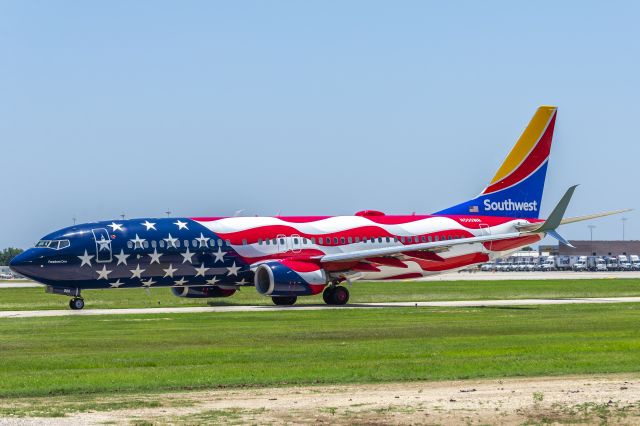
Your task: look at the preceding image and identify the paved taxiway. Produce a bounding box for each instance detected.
[2,296,640,318]
[3,271,640,289]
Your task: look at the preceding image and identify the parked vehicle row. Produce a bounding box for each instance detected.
[480,254,640,272]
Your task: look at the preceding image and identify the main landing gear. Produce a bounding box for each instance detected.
[271,296,298,306]
[323,285,349,305]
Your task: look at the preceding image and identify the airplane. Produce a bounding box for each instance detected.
[10,106,628,310]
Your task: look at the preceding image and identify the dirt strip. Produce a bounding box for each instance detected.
[1,374,640,425]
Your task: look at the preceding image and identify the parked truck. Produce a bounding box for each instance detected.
[605,256,619,271]
[593,257,607,271]
[618,255,632,270]
[573,256,588,271]
[630,255,640,270]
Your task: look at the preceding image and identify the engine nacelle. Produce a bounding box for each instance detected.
[171,286,237,298]
[254,260,326,296]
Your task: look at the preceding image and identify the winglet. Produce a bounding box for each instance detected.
[534,185,578,233]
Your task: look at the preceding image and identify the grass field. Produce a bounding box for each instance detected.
[1,302,640,398]
[1,278,640,310]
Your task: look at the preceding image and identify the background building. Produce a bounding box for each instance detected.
[540,240,640,257]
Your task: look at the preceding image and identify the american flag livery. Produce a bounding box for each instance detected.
[9,106,628,309]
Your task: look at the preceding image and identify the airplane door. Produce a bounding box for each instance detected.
[479,223,492,252]
[92,228,113,263]
[276,234,288,253]
[291,234,302,253]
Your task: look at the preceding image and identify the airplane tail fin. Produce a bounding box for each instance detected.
[435,105,557,219]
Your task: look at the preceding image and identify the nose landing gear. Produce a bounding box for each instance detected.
[45,286,85,310]
[69,298,85,310]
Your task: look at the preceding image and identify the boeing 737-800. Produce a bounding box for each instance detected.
[10,106,628,309]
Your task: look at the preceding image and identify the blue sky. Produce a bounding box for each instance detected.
[1,1,638,248]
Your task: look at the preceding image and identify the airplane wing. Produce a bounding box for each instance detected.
[559,209,632,225]
[320,186,579,264]
[319,231,523,264]
[321,185,631,265]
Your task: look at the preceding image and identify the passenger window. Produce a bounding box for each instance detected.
[393,237,398,242]
[318,237,323,244]
[348,237,353,244]
[428,236,432,242]
[265,239,270,245]
[421,236,426,243]
[378,237,382,243]
[217,239,223,247]
[258,239,262,245]
[159,240,165,248]
[334,237,338,245]
[143,241,149,249]
[272,238,277,245]
[151,240,157,248]
[192,239,197,247]
[127,241,133,249]
[340,237,345,244]
[226,240,231,246]
[434,236,439,242]
[386,237,390,243]
[279,238,285,245]
[176,240,181,248]
[242,239,248,245]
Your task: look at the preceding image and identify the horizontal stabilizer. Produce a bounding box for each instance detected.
[547,230,574,247]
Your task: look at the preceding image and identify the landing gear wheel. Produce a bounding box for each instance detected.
[69,298,85,310]
[322,286,335,304]
[331,286,349,305]
[272,296,297,306]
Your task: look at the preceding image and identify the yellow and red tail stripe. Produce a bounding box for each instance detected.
[481,106,557,195]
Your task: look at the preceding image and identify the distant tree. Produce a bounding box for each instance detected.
[0,248,24,266]
[521,246,534,251]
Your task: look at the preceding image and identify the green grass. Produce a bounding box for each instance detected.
[0,398,166,418]
[1,278,640,310]
[1,303,639,398]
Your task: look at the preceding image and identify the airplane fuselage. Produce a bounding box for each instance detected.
[10,213,543,293]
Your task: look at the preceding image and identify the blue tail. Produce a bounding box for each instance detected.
[435,106,557,219]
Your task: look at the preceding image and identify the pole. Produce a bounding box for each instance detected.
[588,225,595,242]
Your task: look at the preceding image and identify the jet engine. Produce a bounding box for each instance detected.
[254,259,326,296]
[171,286,237,298]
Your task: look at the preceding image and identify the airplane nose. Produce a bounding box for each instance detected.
[9,250,36,277]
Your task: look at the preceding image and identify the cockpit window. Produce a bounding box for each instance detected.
[35,239,70,250]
